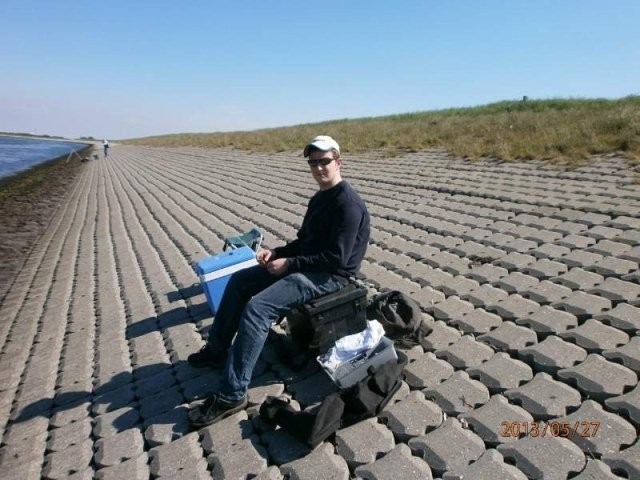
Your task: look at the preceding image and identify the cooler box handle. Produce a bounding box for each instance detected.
[223,227,263,253]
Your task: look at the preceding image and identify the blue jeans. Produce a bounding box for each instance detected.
[207,264,344,401]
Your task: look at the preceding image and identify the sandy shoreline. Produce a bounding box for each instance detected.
[0,144,94,299]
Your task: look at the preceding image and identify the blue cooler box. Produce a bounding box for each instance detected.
[196,246,258,314]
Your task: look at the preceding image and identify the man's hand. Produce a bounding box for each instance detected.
[257,249,289,275]
[266,258,289,276]
[256,249,274,265]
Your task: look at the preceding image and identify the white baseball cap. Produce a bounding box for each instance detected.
[303,135,340,157]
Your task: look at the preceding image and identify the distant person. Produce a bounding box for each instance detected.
[103,139,109,158]
[187,135,371,428]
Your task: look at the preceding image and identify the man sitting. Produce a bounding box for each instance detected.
[188,135,370,428]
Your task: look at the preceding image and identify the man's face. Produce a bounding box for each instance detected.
[308,150,342,189]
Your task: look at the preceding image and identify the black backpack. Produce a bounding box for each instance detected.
[259,352,408,448]
[366,291,429,346]
[340,351,408,427]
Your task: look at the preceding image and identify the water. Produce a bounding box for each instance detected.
[0,136,89,179]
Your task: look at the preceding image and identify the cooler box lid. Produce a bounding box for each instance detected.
[196,246,257,282]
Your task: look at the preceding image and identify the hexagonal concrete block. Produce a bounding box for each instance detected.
[335,418,395,469]
[467,264,509,283]
[441,449,528,480]
[551,268,604,290]
[552,291,612,319]
[199,410,254,454]
[493,272,539,294]
[559,250,603,269]
[571,459,626,480]
[354,443,433,480]
[93,405,141,438]
[462,285,509,308]
[602,441,640,480]
[458,395,534,445]
[504,373,582,420]
[423,371,490,416]
[408,418,485,476]
[558,354,638,399]
[280,442,349,480]
[252,465,283,480]
[379,391,443,441]
[148,432,205,478]
[590,256,637,277]
[555,400,636,456]
[92,384,135,416]
[430,296,475,321]
[559,319,629,353]
[605,384,640,427]
[497,435,585,480]
[521,280,572,305]
[450,308,503,335]
[42,439,94,480]
[248,372,286,406]
[494,253,537,272]
[556,234,596,250]
[531,243,571,260]
[95,453,150,480]
[604,336,640,373]
[515,306,578,335]
[595,303,640,332]
[420,321,462,352]
[589,277,640,303]
[522,259,568,280]
[467,352,533,393]
[436,335,495,369]
[208,435,269,480]
[95,427,145,468]
[403,352,455,389]
[519,335,587,374]
[477,322,538,353]
[47,417,92,452]
[143,405,191,447]
[489,294,540,321]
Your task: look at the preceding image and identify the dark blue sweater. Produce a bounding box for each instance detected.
[273,181,370,279]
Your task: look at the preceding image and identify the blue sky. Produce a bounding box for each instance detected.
[1,1,638,139]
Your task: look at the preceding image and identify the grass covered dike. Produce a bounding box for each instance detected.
[124,96,640,166]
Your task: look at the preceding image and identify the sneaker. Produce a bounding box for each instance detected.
[187,344,227,368]
[188,394,248,428]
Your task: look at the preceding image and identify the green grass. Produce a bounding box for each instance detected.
[122,96,640,165]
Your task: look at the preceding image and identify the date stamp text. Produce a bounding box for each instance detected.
[500,421,600,438]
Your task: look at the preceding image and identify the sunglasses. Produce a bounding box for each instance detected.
[307,157,334,167]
